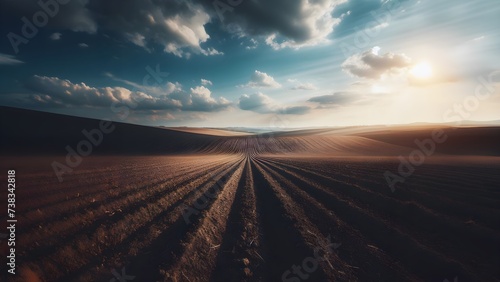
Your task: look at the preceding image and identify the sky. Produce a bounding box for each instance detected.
[1,0,499,128]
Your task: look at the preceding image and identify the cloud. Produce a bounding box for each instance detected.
[202,48,224,56]
[239,93,274,112]
[308,92,357,106]
[78,43,89,48]
[331,0,413,40]
[148,111,176,122]
[2,0,97,33]
[49,33,62,40]
[342,47,412,79]
[169,85,231,111]
[2,0,346,56]
[201,79,212,86]
[280,106,311,115]
[245,38,258,50]
[291,82,317,90]
[93,0,218,58]
[2,0,220,58]
[27,75,123,107]
[165,82,183,94]
[104,72,181,96]
[238,92,310,115]
[240,70,281,88]
[25,75,231,112]
[212,0,346,49]
[0,53,23,65]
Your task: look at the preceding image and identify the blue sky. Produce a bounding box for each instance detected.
[1,0,499,128]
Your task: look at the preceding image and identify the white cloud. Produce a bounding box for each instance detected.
[78,43,89,48]
[374,22,389,30]
[26,75,231,112]
[105,72,181,96]
[245,38,259,50]
[168,85,231,111]
[0,53,23,65]
[240,70,281,88]
[190,85,211,97]
[291,82,317,90]
[165,82,182,94]
[342,47,412,79]
[201,79,212,86]
[239,93,274,113]
[95,0,218,58]
[201,47,224,56]
[125,33,146,47]
[238,92,310,115]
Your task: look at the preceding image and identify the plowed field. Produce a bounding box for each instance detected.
[2,151,499,282]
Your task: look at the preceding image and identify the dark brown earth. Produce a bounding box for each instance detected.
[1,107,499,282]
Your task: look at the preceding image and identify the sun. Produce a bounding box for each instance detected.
[410,62,433,79]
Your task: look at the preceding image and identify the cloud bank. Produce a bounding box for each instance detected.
[25,75,231,112]
[238,92,310,115]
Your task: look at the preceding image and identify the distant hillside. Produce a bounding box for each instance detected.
[356,127,500,156]
[0,106,219,155]
[2,106,500,156]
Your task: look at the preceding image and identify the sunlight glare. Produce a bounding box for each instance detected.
[410,61,433,79]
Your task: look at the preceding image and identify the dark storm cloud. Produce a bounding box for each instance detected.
[2,0,97,33]
[1,0,359,55]
[209,0,346,48]
[89,0,221,57]
[2,0,219,57]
